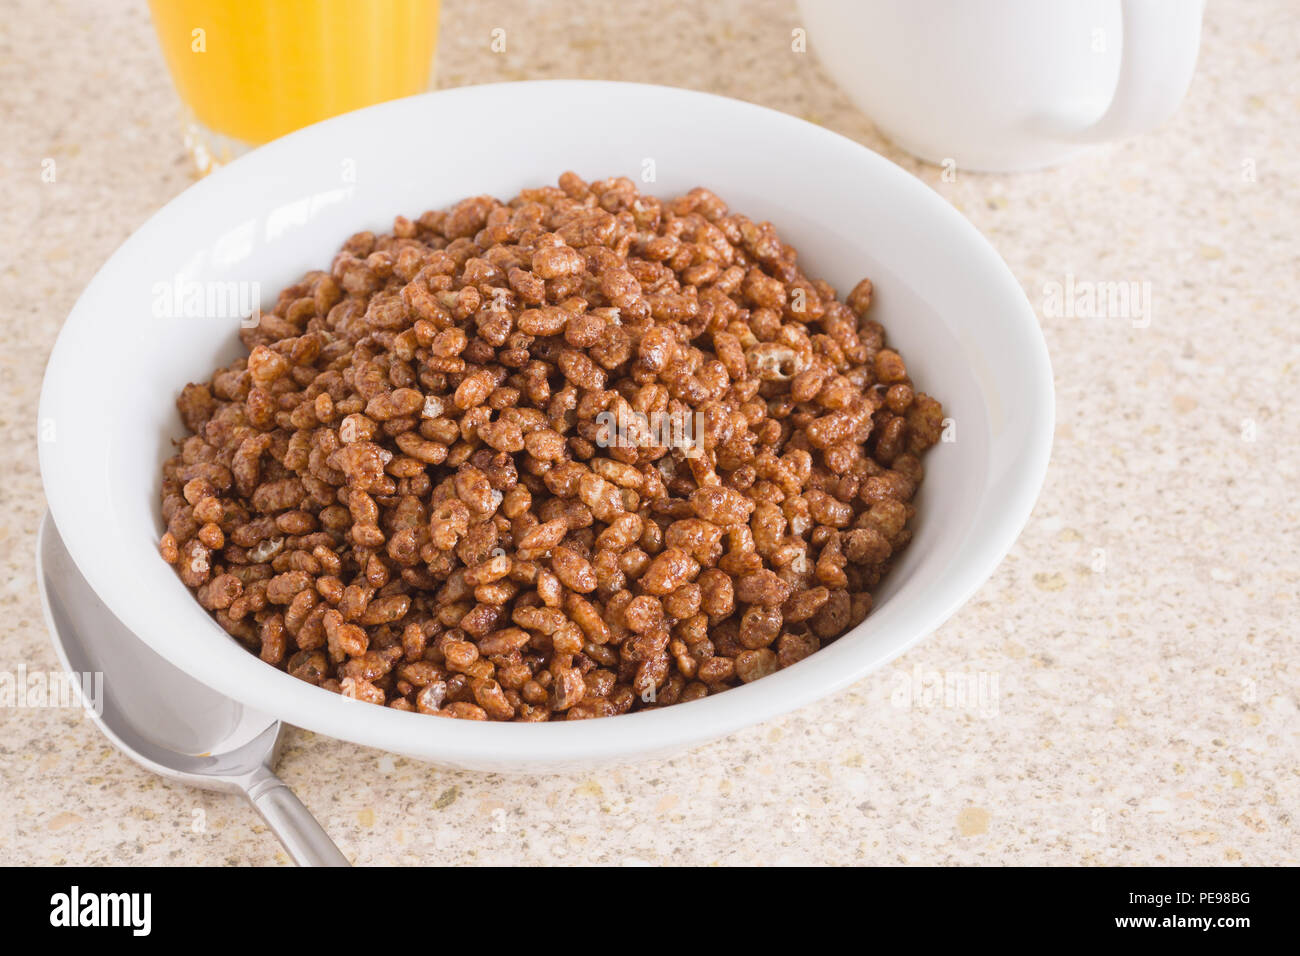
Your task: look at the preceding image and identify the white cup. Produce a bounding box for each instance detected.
[797,0,1205,171]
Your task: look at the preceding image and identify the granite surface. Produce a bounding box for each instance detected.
[1,0,1296,865]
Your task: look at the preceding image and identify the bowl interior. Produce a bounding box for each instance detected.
[39,82,1051,771]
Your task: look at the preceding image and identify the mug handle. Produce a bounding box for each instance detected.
[1071,0,1204,142]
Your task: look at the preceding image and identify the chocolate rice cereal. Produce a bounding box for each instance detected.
[159,172,944,721]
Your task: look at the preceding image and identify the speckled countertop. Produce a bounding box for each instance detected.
[1,0,1296,866]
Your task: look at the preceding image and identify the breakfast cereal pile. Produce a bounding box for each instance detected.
[159,172,943,721]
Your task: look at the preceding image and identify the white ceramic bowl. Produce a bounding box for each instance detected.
[38,81,1053,772]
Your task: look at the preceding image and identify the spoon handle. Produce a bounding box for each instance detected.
[244,767,351,867]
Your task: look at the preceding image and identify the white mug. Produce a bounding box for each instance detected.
[797,0,1205,171]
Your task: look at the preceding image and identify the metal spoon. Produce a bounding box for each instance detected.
[36,512,350,866]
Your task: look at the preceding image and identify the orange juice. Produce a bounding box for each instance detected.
[149,0,439,157]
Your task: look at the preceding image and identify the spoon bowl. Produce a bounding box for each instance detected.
[36,512,349,866]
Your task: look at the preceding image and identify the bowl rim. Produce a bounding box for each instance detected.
[38,79,1054,766]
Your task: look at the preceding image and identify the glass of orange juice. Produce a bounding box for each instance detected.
[148,0,440,174]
